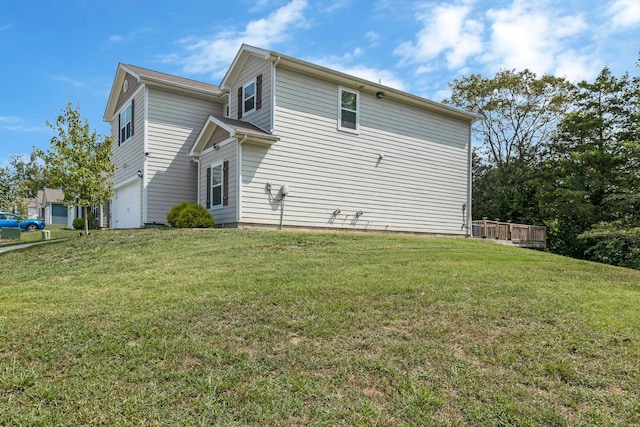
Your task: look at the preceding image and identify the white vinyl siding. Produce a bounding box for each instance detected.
[111,87,145,189]
[145,87,222,224]
[239,67,470,235]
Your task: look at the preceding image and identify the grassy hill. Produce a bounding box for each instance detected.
[1,229,638,425]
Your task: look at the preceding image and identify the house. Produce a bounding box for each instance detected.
[67,204,110,230]
[37,188,67,225]
[36,188,110,229]
[103,45,477,235]
[22,196,39,219]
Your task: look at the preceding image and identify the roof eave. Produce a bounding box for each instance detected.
[271,54,480,122]
[220,44,271,90]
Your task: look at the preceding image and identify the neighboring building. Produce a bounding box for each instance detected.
[23,197,39,219]
[38,188,67,225]
[36,188,110,229]
[104,44,477,235]
[68,204,110,230]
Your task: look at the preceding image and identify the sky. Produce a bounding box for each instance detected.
[1,0,639,166]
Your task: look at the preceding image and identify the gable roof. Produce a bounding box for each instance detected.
[221,44,480,123]
[41,188,65,204]
[103,63,224,121]
[190,115,279,157]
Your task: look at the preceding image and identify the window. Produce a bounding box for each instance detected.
[237,75,262,119]
[338,87,359,132]
[211,163,223,208]
[243,80,256,115]
[206,161,229,209]
[119,100,134,144]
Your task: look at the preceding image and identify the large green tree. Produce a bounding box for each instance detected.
[541,68,640,258]
[446,70,572,224]
[0,152,47,214]
[42,102,114,236]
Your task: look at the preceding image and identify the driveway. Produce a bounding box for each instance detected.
[0,240,59,254]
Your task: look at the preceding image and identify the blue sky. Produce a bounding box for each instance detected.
[1,0,639,166]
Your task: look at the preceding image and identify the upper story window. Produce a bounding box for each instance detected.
[119,100,134,145]
[243,80,256,115]
[237,74,262,120]
[338,87,359,133]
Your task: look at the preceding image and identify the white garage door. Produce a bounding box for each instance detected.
[114,182,141,229]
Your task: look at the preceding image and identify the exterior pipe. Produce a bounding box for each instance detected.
[466,121,473,236]
[279,195,286,230]
[236,135,247,222]
[193,157,201,205]
[270,56,281,133]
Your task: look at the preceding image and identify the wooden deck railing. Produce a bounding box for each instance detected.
[472,219,546,245]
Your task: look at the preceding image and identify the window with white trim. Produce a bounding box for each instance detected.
[243,80,256,115]
[338,87,359,133]
[211,163,223,208]
[119,102,134,144]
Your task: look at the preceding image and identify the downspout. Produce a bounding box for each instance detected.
[270,56,281,133]
[142,86,149,225]
[236,134,247,222]
[466,121,473,237]
[193,157,201,205]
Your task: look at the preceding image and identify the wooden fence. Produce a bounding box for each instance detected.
[472,219,546,247]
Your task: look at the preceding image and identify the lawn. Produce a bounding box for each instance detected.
[1,228,638,425]
[0,224,78,247]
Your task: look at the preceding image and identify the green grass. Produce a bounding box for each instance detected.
[1,228,639,426]
[0,224,78,247]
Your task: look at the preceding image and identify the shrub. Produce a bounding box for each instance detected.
[73,212,97,230]
[579,222,640,269]
[167,202,215,228]
[167,201,190,227]
[174,204,215,228]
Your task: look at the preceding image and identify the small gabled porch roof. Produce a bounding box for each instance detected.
[189,115,279,157]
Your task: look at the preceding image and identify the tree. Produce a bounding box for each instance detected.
[445,69,572,223]
[0,151,47,214]
[42,102,114,236]
[0,165,19,212]
[541,67,640,258]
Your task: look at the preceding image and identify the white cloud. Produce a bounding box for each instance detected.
[607,0,640,29]
[108,28,151,44]
[365,31,381,42]
[166,0,308,79]
[0,23,12,31]
[483,1,591,79]
[394,1,483,70]
[0,116,45,133]
[51,74,87,88]
[554,51,603,82]
[313,51,407,91]
[319,0,351,14]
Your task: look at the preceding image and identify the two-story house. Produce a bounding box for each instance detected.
[104,44,477,235]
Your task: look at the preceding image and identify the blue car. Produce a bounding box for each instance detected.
[0,212,46,232]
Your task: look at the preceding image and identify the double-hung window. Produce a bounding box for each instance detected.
[206,161,229,209]
[243,80,256,115]
[338,87,359,133]
[119,101,134,144]
[211,163,223,208]
[237,74,262,119]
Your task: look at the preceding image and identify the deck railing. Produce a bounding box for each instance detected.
[472,219,546,245]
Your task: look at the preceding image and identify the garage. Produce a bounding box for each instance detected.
[113,181,141,229]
